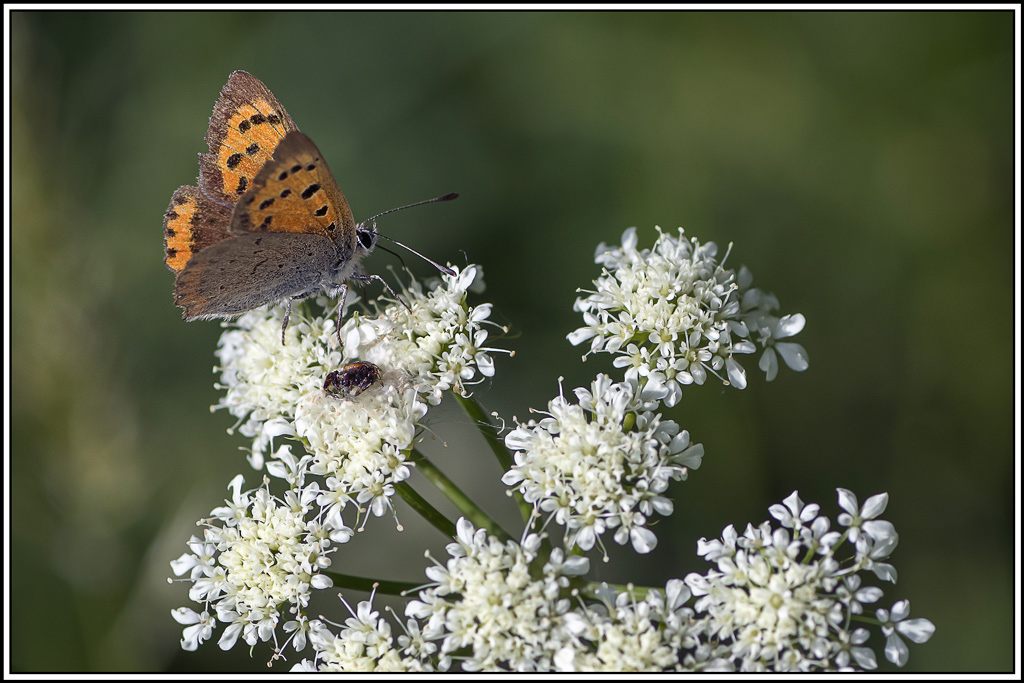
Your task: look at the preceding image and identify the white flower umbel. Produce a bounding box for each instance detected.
[291,591,438,672]
[295,531,706,672]
[294,377,424,521]
[171,226,936,672]
[405,518,589,672]
[559,580,701,671]
[213,265,497,508]
[338,265,499,405]
[503,374,704,554]
[683,489,935,672]
[173,265,503,658]
[170,475,351,654]
[569,227,808,403]
[214,304,340,470]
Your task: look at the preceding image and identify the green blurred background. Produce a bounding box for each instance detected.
[10,10,1015,673]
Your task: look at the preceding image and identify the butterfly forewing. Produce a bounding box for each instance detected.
[200,70,298,205]
[230,131,356,244]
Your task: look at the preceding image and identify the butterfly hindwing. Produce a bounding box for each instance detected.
[172,231,342,320]
[163,185,233,273]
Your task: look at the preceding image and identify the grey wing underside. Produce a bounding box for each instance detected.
[173,232,340,320]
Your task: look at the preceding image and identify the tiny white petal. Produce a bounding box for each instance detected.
[897,618,936,644]
[884,632,910,667]
[774,342,809,371]
[861,492,889,518]
[775,313,805,337]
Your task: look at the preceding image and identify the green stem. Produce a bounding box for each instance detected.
[322,571,423,596]
[851,614,883,627]
[453,392,532,523]
[393,481,457,538]
[411,449,512,543]
[453,393,513,469]
[579,581,656,602]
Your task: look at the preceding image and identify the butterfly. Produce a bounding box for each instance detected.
[163,70,454,345]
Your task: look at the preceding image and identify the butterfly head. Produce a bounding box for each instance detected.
[355,219,379,258]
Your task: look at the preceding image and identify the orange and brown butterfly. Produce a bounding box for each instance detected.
[163,70,454,344]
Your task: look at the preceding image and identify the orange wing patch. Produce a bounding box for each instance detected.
[231,131,355,241]
[200,71,298,206]
[163,185,232,272]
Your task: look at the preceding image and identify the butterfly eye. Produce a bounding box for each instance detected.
[358,228,376,251]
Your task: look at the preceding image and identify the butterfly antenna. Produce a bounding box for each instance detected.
[375,243,409,271]
[376,234,455,276]
[363,193,458,276]
[363,192,458,224]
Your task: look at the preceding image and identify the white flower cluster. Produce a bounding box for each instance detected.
[292,594,437,672]
[407,519,708,673]
[170,475,352,653]
[569,227,808,404]
[558,580,701,671]
[682,489,936,671]
[172,266,502,657]
[212,265,496,506]
[503,374,704,554]
[338,265,498,405]
[293,525,701,673]
[406,518,589,671]
[292,489,934,673]
[169,224,937,672]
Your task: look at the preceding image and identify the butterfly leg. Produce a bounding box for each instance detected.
[353,273,412,312]
[333,282,349,348]
[281,294,310,344]
[281,298,294,344]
